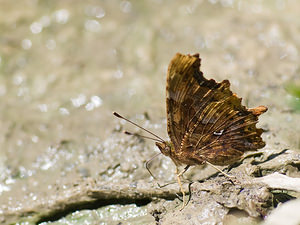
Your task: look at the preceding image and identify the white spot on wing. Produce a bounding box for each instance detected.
[213,129,224,136]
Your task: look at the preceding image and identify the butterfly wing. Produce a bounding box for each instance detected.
[166,53,267,166]
[166,53,206,149]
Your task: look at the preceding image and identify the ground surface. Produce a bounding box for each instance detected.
[0,0,300,224]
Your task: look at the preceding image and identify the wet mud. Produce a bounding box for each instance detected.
[0,0,300,224]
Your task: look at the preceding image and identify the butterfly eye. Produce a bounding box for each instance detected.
[165,145,171,152]
[163,146,172,156]
[155,142,171,156]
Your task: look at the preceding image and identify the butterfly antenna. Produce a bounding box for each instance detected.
[124,131,162,142]
[113,112,165,143]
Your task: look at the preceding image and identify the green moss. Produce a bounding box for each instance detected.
[286,84,300,111]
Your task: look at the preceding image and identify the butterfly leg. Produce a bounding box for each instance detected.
[145,152,161,180]
[145,153,179,188]
[205,161,237,183]
[176,165,190,210]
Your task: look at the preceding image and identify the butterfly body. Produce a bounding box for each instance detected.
[156,141,203,166]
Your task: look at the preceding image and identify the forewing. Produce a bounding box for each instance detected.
[166,53,224,149]
[166,53,206,149]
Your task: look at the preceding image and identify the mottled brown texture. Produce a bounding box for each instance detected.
[156,53,267,167]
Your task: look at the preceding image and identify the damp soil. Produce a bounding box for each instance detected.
[0,1,300,224]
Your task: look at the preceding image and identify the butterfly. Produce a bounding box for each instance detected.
[114,53,267,209]
[156,53,267,169]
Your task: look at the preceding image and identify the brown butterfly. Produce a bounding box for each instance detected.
[114,53,267,208]
[157,53,267,168]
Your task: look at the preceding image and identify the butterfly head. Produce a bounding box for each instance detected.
[155,141,173,157]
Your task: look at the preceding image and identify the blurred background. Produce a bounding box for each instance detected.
[0,0,299,224]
